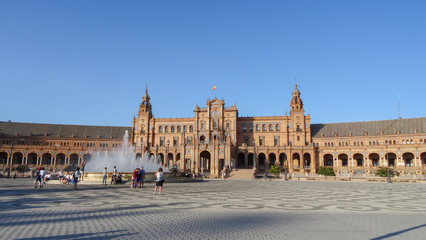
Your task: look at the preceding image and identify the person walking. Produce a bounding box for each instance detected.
[39,167,46,188]
[153,167,164,195]
[111,166,117,184]
[139,166,145,188]
[34,167,41,188]
[74,167,81,189]
[102,167,107,185]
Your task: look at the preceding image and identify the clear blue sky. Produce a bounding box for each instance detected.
[1,0,425,126]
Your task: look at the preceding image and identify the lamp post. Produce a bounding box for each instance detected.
[386,142,392,183]
[155,144,159,164]
[253,140,257,179]
[166,140,170,169]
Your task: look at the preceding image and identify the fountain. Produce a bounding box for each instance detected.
[84,130,170,182]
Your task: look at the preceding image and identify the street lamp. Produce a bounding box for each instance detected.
[166,139,170,168]
[253,140,257,179]
[386,141,392,183]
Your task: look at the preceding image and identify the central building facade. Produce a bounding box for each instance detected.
[132,84,315,176]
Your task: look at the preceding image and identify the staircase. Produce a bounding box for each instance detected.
[227,169,254,180]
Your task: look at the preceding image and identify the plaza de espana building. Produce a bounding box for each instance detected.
[1,85,425,177]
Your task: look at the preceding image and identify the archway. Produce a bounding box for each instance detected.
[12,152,23,165]
[338,153,348,167]
[353,153,364,167]
[402,152,414,167]
[237,153,245,167]
[167,153,174,168]
[303,153,311,167]
[175,153,181,169]
[248,153,254,167]
[0,152,8,166]
[158,153,165,166]
[56,153,66,165]
[293,153,300,168]
[200,151,211,172]
[69,154,79,166]
[28,153,38,165]
[324,154,333,167]
[386,152,397,167]
[369,153,380,167]
[258,153,266,169]
[421,152,426,166]
[279,153,287,167]
[42,153,52,165]
[269,153,276,166]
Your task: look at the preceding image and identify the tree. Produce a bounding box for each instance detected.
[318,166,335,176]
[375,167,396,178]
[269,165,281,178]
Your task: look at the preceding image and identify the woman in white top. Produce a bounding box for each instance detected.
[153,168,164,195]
[74,167,81,189]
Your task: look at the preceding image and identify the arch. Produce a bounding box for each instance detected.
[177,126,181,133]
[255,124,260,132]
[56,153,66,165]
[83,153,92,161]
[200,150,211,172]
[279,153,287,167]
[338,153,348,167]
[269,124,273,132]
[158,153,165,166]
[276,124,280,132]
[69,153,79,166]
[386,152,397,167]
[303,153,311,167]
[258,153,266,169]
[402,152,414,167]
[12,152,23,165]
[159,126,163,133]
[175,153,181,169]
[189,125,193,132]
[421,152,426,166]
[167,153,174,168]
[323,154,333,167]
[262,124,267,132]
[165,126,169,133]
[42,153,52,165]
[293,153,301,168]
[369,153,380,167]
[171,126,175,133]
[237,152,245,167]
[0,152,8,165]
[269,153,276,166]
[353,153,364,167]
[27,152,38,165]
[248,153,254,167]
[183,125,187,132]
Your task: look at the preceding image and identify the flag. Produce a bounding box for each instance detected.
[212,84,216,91]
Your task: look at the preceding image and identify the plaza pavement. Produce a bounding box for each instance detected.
[0,178,425,240]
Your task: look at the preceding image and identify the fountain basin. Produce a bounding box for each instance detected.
[84,172,201,183]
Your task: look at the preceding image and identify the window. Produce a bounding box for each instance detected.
[274,136,279,146]
[171,126,175,133]
[297,136,300,141]
[259,136,264,146]
[262,124,266,132]
[201,123,204,130]
[256,124,260,132]
[269,125,273,131]
[244,135,249,145]
[226,122,230,130]
[177,126,181,133]
[165,126,169,133]
[160,137,165,146]
[159,126,163,133]
[242,124,247,132]
[249,124,253,132]
[186,136,192,144]
[276,124,280,132]
[213,120,217,130]
[189,125,193,132]
[296,124,301,132]
[183,125,187,132]
[173,137,178,146]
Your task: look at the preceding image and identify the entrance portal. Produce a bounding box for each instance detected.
[200,151,211,173]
